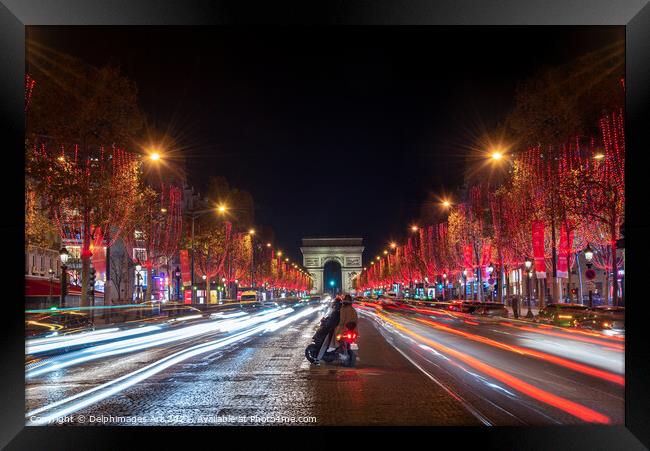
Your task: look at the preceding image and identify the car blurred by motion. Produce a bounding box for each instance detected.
[26,310,95,338]
[535,303,590,327]
[473,302,509,318]
[575,306,625,335]
[448,300,482,314]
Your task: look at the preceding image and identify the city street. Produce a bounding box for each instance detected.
[25,300,623,426]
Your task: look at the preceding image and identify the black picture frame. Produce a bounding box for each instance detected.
[1,1,649,449]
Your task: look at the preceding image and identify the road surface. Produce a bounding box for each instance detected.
[25,300,623,426]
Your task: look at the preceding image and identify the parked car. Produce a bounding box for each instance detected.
[575,306,625,335]
[473,302,509,318]
[448,300,482,314]
[535,303,590,327]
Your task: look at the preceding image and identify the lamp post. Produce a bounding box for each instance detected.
[486,263,494,301]
[202,274,207,304]
[175,266,181,301]
[47,268,54,306]
[584,243,595,308]
[524,257,533,318]
[59,247,70,308]
[462,269,467,300]
[442,273,447,301]
[249,229,255,289]
[135,263,142,302]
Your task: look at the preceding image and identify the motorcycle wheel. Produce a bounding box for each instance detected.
[347,350,356,367]
[305,344,318,363]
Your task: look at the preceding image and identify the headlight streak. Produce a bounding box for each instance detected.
[27,310,291,378]
[374,311,612,424]
[27,307,320,424]
[209,311,248,320]
[28,327,120,346]
[264,305,325,332]
[26,326,162,355]
[168,314,203,323]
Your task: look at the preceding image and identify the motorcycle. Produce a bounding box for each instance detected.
[305,319,358,367]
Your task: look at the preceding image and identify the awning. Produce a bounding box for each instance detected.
[25,276,103,297]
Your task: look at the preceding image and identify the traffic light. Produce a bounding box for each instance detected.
[88,268,96,293]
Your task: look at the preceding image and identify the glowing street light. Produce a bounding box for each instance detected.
[524,257,532,270]
[248,228,255,235]
[411,225,419,232]
[149,152,161,161]
[390,242,397,249]
[442,200,451,208]
[490,151,503,161]
[383,250,388,255]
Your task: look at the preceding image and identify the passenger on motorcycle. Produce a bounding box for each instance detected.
[329,294,358,350]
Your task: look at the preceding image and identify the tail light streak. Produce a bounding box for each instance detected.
[375,312,612,424]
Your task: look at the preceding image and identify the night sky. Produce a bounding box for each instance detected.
[27,26,623,265]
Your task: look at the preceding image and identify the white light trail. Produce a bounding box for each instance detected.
[26,307,320,425]
[26,326,162,355]
[27,309,289,378]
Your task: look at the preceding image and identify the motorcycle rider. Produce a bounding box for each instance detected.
[315,297,342,362]
[329,294,359,350]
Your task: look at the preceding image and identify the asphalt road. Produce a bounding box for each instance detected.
[25,301,624,426]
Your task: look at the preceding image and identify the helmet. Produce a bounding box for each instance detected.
[343,294,353,304]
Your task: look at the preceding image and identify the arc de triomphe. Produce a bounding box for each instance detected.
[300,238,364,294]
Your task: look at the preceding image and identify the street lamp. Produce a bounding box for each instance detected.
[584,243,595,307]
[411,225,419,232]
[524,257,533,318]
[584,244,594,264]
[486,263,495,301]
[526,271,534,319]
[174,266,181,301]
[390,242,397,249]
[59,247,70,308]
[48,268,55,306]
[135,263,142,302]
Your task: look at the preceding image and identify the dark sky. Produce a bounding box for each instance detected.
[27,26,623,265]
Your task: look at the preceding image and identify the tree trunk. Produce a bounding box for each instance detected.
[80,207,91,307]
[550,217,559,303]
[611,237,619,306]
[145,265,153,302]
[105,234,112,306]
[567,252,573,302]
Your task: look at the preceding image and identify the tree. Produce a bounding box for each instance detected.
[26,48,144,306]
[562,109,625,305]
